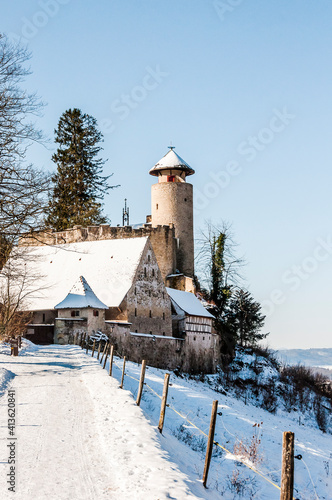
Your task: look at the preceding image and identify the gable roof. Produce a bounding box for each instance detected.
[55,276,108,310]
[166,288,215,319]
[11,238,149,311]
[149,149,195,177]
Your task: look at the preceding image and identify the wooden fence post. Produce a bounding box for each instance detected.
[97,341,101,360]
[81,333,85,348]
[86,336,89,354]
[100,342,108,364]
[136,360,147,406]
[203,400,218,488]
[91,339,96,357]
[103,344,109,369]
[74,333,78,345]
[120,356,126,389]
[158,373,170,434]
[108,345,114,376]
[280,431,294,500]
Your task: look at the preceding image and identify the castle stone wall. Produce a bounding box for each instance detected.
[108,330,220,374]
[19,224,177,281]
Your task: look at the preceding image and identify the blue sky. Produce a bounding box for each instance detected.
[3,0,332,348]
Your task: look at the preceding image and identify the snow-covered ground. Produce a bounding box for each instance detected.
[0,342,200,500]
[277,348,332,369]
[0,342,331,499]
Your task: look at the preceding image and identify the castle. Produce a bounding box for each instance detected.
[15,148,220,373]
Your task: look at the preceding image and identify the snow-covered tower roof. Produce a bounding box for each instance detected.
[149,148,195,177]
[55,275,108,310]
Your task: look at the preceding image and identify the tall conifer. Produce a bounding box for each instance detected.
[46,108,116,230]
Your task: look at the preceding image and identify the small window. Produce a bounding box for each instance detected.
[71,311,76,317]
[135,329,138,333]
[134,287,137,295]
[144,267,147,277]
[42,313,46,323]
[149,310,152,318]
[149,290,151,297]
[193,337,196,341]
[135,308,137,317]
[148,254,151,262]
[163,332,165,336]
[93,310,99,317]
[152,269,155,277]
[167,175,175,182]
[184,198,187,202]
[150,331,152,335]
[163,312,165,320]
[203,337,205,341]
[156,204,159,210]
[75,311,80,317]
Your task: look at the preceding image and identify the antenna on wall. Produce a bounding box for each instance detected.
[123,198,130,226]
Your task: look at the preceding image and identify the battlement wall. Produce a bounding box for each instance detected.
[19,224,177,281]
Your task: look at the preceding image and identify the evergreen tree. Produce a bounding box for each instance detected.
[227,289,268,347]
[46,108,116,230]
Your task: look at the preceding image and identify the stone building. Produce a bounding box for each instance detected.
[3,147,220,372]
[22,237,172,343]
[54,276,108,344]
[19,148,196,292]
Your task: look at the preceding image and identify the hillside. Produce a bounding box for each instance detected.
[277,348,332,376]
[1,341,331,499]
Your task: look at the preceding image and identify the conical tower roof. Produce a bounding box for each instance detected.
[149,148,195,177]
[55,275,108,309]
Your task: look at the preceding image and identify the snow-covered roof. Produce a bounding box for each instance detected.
[166,288,215,319]
[149,149,195,177]
[55,276,108,310]
[10,238,149,311]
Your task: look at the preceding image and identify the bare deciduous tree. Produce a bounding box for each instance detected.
[0,33,49,256]
[0,34,49,338]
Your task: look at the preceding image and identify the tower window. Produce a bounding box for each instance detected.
[144,267,147,277]
[163,312,165,320]
[184,198,187,202]
[148,254,151,262]
[135,308,137,317]
[167,175,175,182]
[156,204,159,210]
[93,310,99,317]
[152,269,155,277]
[149,310,152,318]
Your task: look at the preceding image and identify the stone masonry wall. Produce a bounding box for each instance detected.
[19,224,177,282]
[108,330,220,374]
[104,240,173,336]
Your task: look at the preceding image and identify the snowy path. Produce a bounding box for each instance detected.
[0,345,201,500]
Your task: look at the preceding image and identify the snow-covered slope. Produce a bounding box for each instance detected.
[277,347,332,369]
[1,343,331,499]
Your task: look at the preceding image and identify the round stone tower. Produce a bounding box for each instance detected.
[149,147,195,278]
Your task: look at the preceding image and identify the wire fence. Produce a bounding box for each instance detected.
[79,336,320,500]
